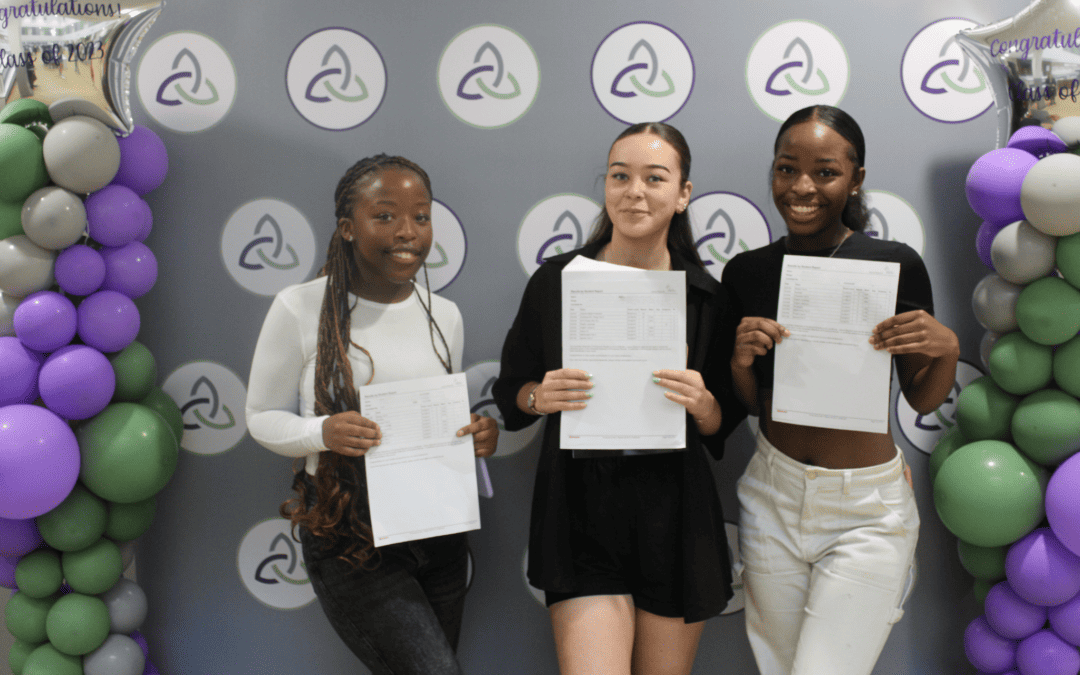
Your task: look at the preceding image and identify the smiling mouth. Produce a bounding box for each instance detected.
[787,204,821,215]
[389,250,421,261]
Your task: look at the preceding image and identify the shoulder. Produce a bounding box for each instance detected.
[843,232,924,266]
[271,276,328,315]
[721,239,784,283]
[527,243,601,287]
[425,288,462,321]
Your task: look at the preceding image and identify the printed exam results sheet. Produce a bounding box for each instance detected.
[560,256,686,449]
[360,373,480,546]
[771,255,899,434]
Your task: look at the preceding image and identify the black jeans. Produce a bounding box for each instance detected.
[300,528,468,675]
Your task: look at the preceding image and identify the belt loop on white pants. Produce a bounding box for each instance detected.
[843,469,852,496]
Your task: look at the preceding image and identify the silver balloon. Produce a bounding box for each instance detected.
[972,273,1023,333]
[980,330,1004,371]
[2,1,164,134]
[43,116,120,193]
[21,186,86,250]
[0,234,55,298]
[1020,154,1080,236]
[0,291,17,336]
[99,577,148,634]
[82,633,145,675]
[990,220,1057,283]
[118,539,136,572]
[1052,117,1080,145]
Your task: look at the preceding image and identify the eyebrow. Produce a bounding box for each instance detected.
[776,152,837,163]
[609,161,672,172]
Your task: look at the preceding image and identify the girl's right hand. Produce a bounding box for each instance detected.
[322,411,382,456]
[732,317,790,369]
[529,369,593,415]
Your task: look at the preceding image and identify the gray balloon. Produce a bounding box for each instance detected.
[0,292,17,336]
[1052,117,1080,146]
[0,234,56,298]
[1019,153,1080,236]
[980,330,1003,371]
[21,186,87,250]
[972,274,1023,333]
[990,220,1057,284]
[42,116,121,194]
[99,577,148,634]
[118,540,136,572]
[82,634,145,675]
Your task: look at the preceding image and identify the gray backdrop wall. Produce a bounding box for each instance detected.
[59,0,1030,673]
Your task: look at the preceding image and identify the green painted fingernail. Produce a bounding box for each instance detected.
[652,376,661,383]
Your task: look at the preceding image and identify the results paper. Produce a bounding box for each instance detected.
[360,373,480,546]
[771,255,900,434]
[560,261,686,449]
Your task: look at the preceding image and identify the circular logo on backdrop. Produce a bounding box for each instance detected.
[745,20,849,122]
[901,19,992,124]
[221,199,318,297]
[437,24,540,129]
[137,32,238,133]
[516,194,602,277]
[285,28,387,131]
[465,360,541,457]
[237,519,316,610]
[864,190,926,256]
[591,21,695,124]
[162,361,248,455]
[896,360,983,454]
[417,200,467,293]
[688,192,773,281]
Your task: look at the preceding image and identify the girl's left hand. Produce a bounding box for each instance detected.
[870,310,960,359]
[652,369,717,421]
[457,413,499,458]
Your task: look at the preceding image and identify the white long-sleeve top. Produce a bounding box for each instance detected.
[246,277,464,475]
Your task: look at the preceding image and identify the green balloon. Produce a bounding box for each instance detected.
[3,592,57,644]
[988,331,1054,394]
[0,124,48,203]
[1012,389,1080,465]
[973,578,994,608]
[139,386,183,445]
[1015,276,1080,346]
[0,200,23,240]
[955,376,1019,441]
[106,496,157,541]
[929,425,967,484]
[21,643,82,675]
[77,403,179,504]
[1058,232,1080,289]
[0,100,52,127]
[45,592,109,655]
[957,540,1007,581]
[61,537,122,595]
[108,341,157,402]
[14,549,63,599]
[934,440,1046,547]
[9,637,39,675]
[1055,335,1080,399]
[35,484,107,552]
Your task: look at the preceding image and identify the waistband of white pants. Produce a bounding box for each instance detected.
[754,429,905,488]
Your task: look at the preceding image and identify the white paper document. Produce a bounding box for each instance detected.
[771,255,900,434]
[360,373,480,546]
[560,262,687,449]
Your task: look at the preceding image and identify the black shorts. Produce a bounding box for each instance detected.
[544,451,685,618]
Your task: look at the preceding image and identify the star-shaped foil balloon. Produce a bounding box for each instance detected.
[1,0,162,134]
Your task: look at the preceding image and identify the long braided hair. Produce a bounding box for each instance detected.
[280,154,451,567]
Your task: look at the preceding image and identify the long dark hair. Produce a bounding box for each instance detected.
[774,105,871,232]
[280,154,449,568]
[586,122,703,267]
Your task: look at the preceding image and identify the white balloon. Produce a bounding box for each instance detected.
[82,633,145,675]
[980,330,1003,371]
[972,274,1023,333]
[21,186,87,250]
[1052,117,1080,146]
[0,292,18,336]
[1020,153,1080,236]
[42,116,121,194]
[991,220,1057,284]
[0,235,56,298]
[99,577,148,634]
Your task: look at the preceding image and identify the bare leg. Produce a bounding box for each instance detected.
[631,608,705,675]
[550,595,635,675]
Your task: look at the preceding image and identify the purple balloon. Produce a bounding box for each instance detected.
[0,404,80,519]
[113,126,168,196]
[1007,528,1080,607]
[54,244,106,296]
[966,615,1018,673]
[12,290,77,352]
[1017,630,1080,675]
[0,336,42,406]
[977,220,1009,270]
[1007,126,1069,159]
[966,148,1039,226]
[100,242,158,299]
[0,554,18,588]
[130,629,149,657]
[986,580,1049,640]
[1049,590,1080,646]
[1047,454,1080,559]
[77,290,140,353]
[85,185,152,248]
[38,344,116,420]
[0,517,42,557]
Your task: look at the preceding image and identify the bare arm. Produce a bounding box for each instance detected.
[871,310,960,414]
[730,317,790,416]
